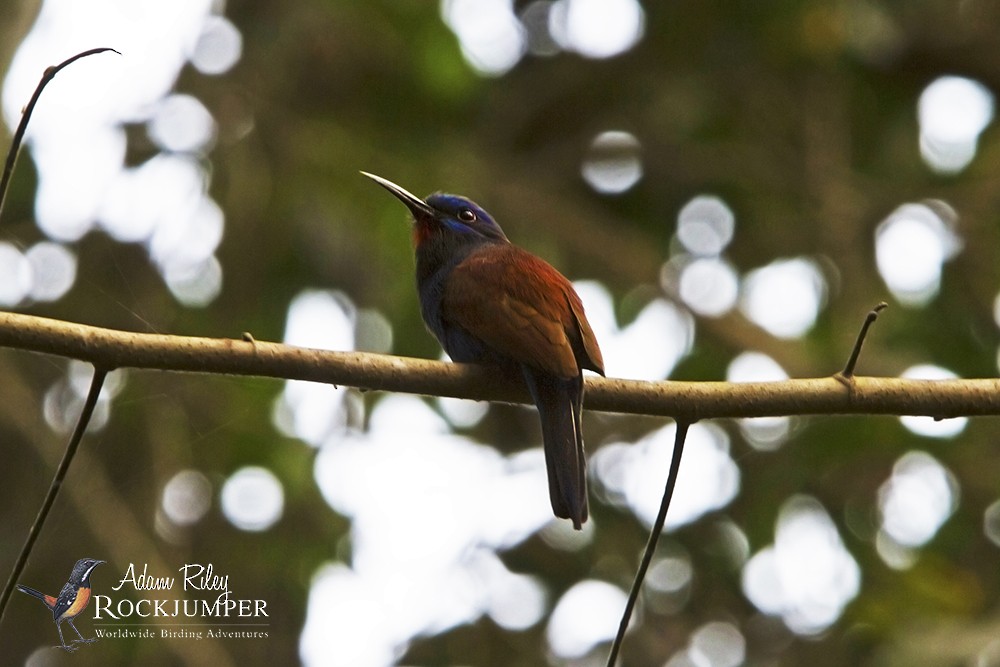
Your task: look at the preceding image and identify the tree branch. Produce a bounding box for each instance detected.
[0,310,998,420]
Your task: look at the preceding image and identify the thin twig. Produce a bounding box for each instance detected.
[606,421,690,667]
[0,44,119,626]
[0,367,108,624]
[841,302,888,379]
[0,47,119,222]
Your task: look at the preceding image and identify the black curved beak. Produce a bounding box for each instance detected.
[361,171,435,219]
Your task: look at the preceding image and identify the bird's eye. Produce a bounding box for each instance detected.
[458,208,477,223]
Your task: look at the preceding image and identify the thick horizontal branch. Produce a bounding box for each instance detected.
[0,311,998,420]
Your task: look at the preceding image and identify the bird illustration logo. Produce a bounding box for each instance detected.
[17,557,105,651]
[363,172,605,529]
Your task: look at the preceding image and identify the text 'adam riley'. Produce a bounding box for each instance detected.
[93,563,268,620]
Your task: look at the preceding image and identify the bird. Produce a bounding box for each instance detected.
[17,558,105,651]
[362,172,604,529]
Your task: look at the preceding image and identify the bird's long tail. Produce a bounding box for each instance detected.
[16,584,54,608]
[522,366,588,529]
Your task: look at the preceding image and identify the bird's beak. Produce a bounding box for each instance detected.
[361,171,435,219]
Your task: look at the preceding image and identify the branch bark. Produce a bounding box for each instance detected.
[0,310,997,420]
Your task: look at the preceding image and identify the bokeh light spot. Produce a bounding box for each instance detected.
[441,0,526,76]
[728,352,787,384]
[689,621,746,667]
[161,469,213,526]
[983,500,1000,549]
[43,362,124,434]
[547,580,627,659]
[31,123,126,242]
[647,551,693,595]
[878,451,957,560]
[484,568,547,631]
[190,14,243,75]
[898,364,967,438]
[574,281,694,381]
[68,359,126,400]
[549,0,644,58]
[437,397,490,429]
[164,255,222,307]
[918,76,994,173]
[677,257,739,317]
[741,258,826,338]
[0,242,32,306]
[300,564,397,667]
[742,496,859,635]
[150,186,225,274]
[25,242,77,302]
[273,290,356,446]
[677,195,735,256]
[875,202,960,306]
[221,466,284,532]
[304,394,561,665]
[520,1,561,56]
[595,422,739,530]
[147,93,217,154]
[727,352,793,450]
[581,130,643,194]
[355,308,394,354]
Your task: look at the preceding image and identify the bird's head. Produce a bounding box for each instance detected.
[71,558,106,583]
[362,172,508,247]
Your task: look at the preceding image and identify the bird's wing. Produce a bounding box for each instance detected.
[565,284,605,376]
[443,245,603,378]
[51,581,79,620]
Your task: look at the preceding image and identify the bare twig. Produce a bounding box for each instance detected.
[840,302,888,379]
[0,367,107,624]
[607,421,690,667]
[0,45,120,629]
[0,47,119,222]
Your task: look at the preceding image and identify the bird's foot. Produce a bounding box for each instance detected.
[56,643,79,652]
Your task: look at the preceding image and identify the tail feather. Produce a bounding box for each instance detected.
[522,366,588,529]
[16,584,55,608]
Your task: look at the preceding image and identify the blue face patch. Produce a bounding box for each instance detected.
[426,194,509,242]
[442,218,476,235]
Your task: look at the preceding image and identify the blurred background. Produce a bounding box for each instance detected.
[1,1,999,665]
